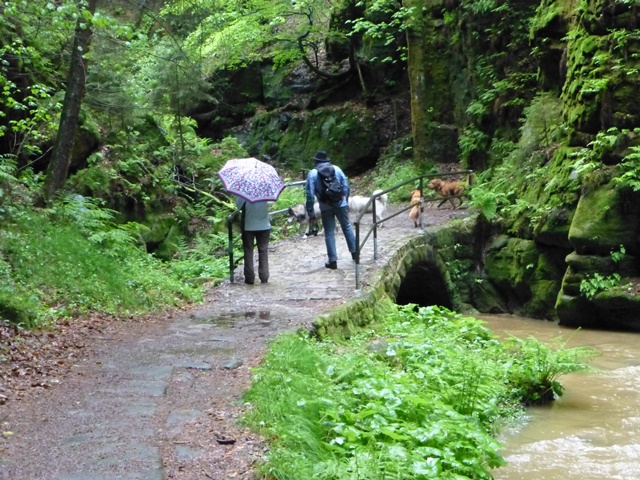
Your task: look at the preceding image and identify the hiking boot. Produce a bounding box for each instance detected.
[351,252,359,261]
[244,279,255,285]
[325,261,337,270]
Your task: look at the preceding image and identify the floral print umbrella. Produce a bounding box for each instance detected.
[217,157,285,203]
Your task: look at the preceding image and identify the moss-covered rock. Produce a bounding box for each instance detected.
[485,238,538,304]
[568,183,640,256]
[470,276,510,314]
[534,206,574,249]
[592,284,640,331]
[277,103,378,172]
[557,279,640,331]
[243,110,292,161]
[142,213,183,261]
[311,295,377,339]
[0,292,37,327]
[484,237,564,318]
[261,64,295,110]
[565,251,637,277]
[555,293,599,329]
[558,267,584,297]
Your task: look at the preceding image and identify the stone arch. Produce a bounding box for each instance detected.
[396,260,454,309]
[384,239,455,309]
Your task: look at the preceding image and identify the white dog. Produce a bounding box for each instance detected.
[349,190,388,225]
[287,202,322,236]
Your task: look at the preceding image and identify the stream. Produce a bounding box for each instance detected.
[480,314,640,480]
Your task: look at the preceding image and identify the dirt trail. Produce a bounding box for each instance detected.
[0,205,470,480]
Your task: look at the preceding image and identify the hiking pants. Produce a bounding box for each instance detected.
[320,205,356,263]
[242,229,270,283]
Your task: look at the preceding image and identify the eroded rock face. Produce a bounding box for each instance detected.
[555,183,640,330]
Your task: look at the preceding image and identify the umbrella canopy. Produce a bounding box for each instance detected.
[217,157,285,203]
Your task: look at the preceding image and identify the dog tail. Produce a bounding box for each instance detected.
[373,189,388,206]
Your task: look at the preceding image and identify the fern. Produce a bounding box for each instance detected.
[614,146,640,192]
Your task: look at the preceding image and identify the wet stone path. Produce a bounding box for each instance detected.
[0,206,470,480]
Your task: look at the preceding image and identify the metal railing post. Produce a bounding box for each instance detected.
[227,215,235,283]
[418,177,424,229]
[372,199,378,260]
[354,221,360,290]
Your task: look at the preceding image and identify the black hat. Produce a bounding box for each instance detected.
[313,150,330,162]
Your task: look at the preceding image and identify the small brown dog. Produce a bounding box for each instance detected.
[408,189,422,227]
[428,178,465,209]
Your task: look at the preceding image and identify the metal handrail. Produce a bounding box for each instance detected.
[353,170,473,290]
[226,171,473,286]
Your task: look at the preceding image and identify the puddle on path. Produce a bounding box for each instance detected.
[196,310,272,327]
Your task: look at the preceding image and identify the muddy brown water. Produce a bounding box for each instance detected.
[481,314,640,480]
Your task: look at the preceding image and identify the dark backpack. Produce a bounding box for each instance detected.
[316,163,343,205]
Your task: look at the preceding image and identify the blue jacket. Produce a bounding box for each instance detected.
[305,161,350,216]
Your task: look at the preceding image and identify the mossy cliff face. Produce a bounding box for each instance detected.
[401,0,640,329]
[555,182,640,329]
[537,0,640,329]
[271,104,378,173]
[236,101,384,173]
[483,237,567,319]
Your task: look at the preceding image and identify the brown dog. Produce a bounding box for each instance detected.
[428,178,465,209]
[408,189,422,227]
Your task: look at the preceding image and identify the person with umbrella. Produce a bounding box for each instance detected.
[217,157,285,285]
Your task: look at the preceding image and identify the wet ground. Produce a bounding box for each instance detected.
[0,204,470,480]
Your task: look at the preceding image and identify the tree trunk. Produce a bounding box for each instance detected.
[44,0,98,201]
[403,0,429,168]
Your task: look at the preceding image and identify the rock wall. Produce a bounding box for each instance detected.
[407,0,640,329]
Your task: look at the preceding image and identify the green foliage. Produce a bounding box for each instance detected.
[610,244,626,264]
[614,145,640,192]
[164,0,334,73]
[580,273,622,300]
[375,161,423,201]
[347,0,408,62]
[242,304,597,479]
[519,92,564,151]
[363,145,431,203]
[459,125,489,164]
[503,335,598,403]
[0,200,202,328]
[0,155,18,205]
[168,230,233,283]
[571,127,640,191]
[468,168,513,221]
[0,0,72,159]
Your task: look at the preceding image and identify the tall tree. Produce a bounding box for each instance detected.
[403,0,429,168]
[44,0,98,201]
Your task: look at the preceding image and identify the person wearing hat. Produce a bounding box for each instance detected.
[305,150,357,269]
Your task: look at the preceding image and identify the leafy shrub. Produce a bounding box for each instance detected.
[502,335,597,404]
[614,145,640,192]
[580,273,622,300]
[242,304,597,479]
[0,199,203,327]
